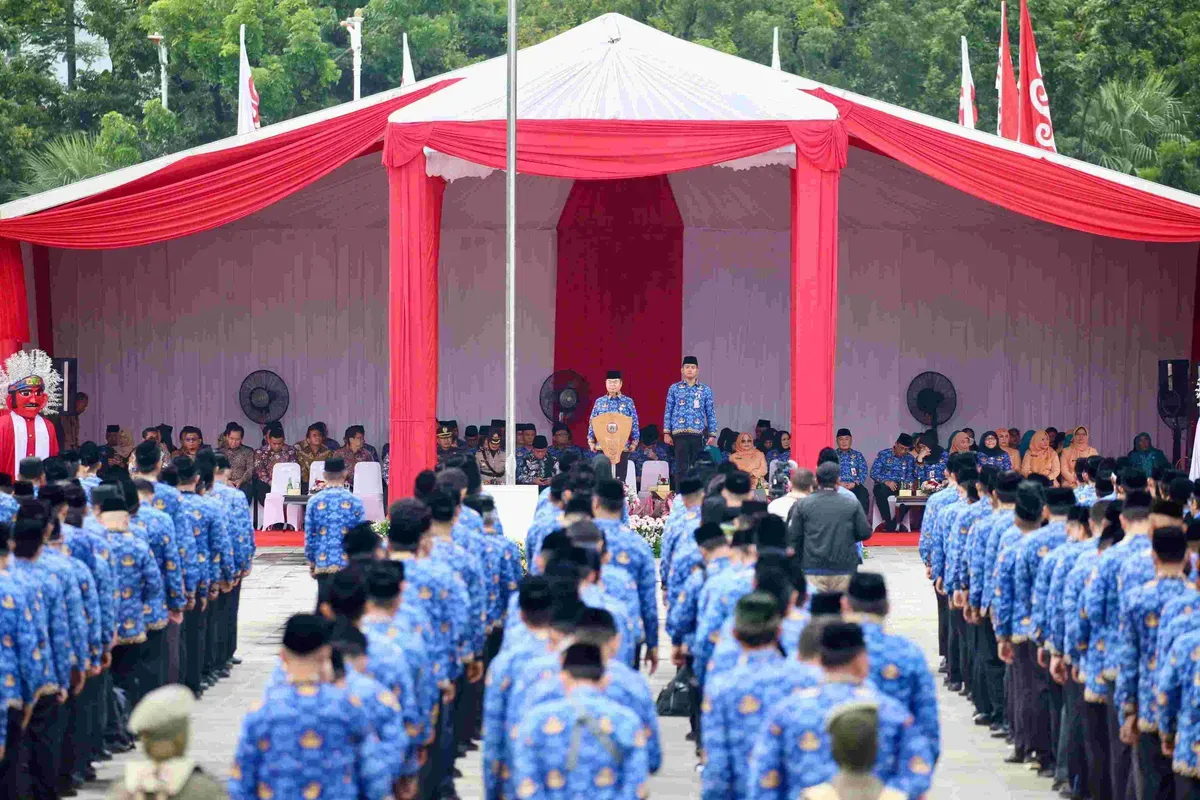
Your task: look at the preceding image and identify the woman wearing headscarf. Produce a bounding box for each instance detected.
[997,428,1022,467]
[1059,426,1099,487]
[757,428,777,456]
[975,431,1012,471]
[770,431,791,464]
[1018,430,1036,459]
[729,431,768,491]
[1128,432,1169,477]
[914,431,948,485]
[716,428,737,463]
[1020,430,1061,481]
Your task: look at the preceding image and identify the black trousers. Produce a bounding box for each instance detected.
[111,640,144,733]
[1061,679,1088,792]
[935,592,949,659]
[672,434,704,486]
[871,482,908,528]
[978,617,1006,722]
[18,695,60,800]
[229,583,242,662]
[1046,669,1064,767]
[947,607,966,685]
[1012,642,1038,753]
[1136,731,1175,800]
[183,602,208,694]
[0,706,23,800]
[136,626,167,705]
[1083,698,1113,800]
[1176,776,1199,799]
[1107,702,1135,800]
[848,484,870,518]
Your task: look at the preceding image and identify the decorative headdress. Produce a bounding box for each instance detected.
[0,349,62,415]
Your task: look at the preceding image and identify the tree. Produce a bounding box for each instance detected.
[1083,72,1190,174]
[18,132,111,194]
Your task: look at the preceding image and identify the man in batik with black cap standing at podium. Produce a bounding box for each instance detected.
[588,370,640,480]
[663,355,717,485]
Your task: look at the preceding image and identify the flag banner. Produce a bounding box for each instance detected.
[959,36,977,129]
[996,1,1018,139]
[1017,0,1056,151]
[238,24,261,135]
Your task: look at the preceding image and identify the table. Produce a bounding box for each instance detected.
[895,493,930,530]
[282,494,308,531]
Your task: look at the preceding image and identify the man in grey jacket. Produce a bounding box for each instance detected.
[787,461,872,592]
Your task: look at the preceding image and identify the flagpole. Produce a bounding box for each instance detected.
[504,0,517,485]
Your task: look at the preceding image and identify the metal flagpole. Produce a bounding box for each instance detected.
[503,0,517,485]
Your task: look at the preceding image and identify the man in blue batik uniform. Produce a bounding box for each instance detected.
[834,428,871,517]
[229,613,391,800]
[662,356,717,485]
[511,642,650,800]
[304,457,366,577]
[592,479,658,673]
[173,456,227,697]
[749,621,934,800]
[588,370,640,479]
[870,434,917,533]
[0,520,42,793]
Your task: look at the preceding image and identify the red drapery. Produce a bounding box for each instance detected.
[387,152,445,496]
[555,177,684,447]
[0,239,28,362]
[385,117,847,479]
[808,88,1200,243]
[31,246,52,355]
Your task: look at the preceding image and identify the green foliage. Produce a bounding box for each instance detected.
[3,0,1200,203]
[95,110,142,168]
[19,132,112,194]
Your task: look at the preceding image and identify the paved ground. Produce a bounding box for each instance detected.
[80,546,1057,798]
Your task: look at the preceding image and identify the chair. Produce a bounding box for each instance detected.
[308,460,326,493]
[261,462,303,530]
[624,461,638,495]
[353,461,386,522]
[639,461,669,495]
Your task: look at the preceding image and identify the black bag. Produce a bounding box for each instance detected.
[655,664,694,717]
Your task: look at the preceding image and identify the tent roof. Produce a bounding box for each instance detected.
[387,14,838,124]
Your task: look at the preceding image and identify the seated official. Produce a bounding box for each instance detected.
[730,431,768,493]
[447,419,468,449]
[514,423,539,462]
[476,431,506,485]
[252,422,298,503]
[462,425,480,454]
[310,420,340,451]
[547,422,584,463]
[833,428,870,517]
[517,435,556,487]
[913,432,947,485]
[1020,429,1061,482]
[218,422,255,500]
[332,424,375,490]
[869,433,917,532]
[435,421,463,465]
[294,422,334,491]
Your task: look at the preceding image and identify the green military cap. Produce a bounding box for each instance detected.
[733,592,782,640]
[826,701,879,771]
[129,684,195,741]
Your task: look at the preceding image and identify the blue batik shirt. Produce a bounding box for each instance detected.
[1154,628,1200,776]
[0,493,16,525]
[391,553,468,682]
[928,497,965,585]
[975,452,1012,471]
[431,536,487,657]
[230,680,392,800]
[1075,484,1098,507]
[1014,521,1067,642]
[836,448,869,485]
[344,666,411,780]
[946,500,990,593]
[593,518,658,649]
[659,504,700,589]
[701,649,820,800]
[918,485,958,566]
[1063,550,1102,694]
[107,529,166,646]
[136,501,187,612]
[482,631,554,800]
[666,556,734,649]
[1028,523,1071,643]
[1153,590,1200,692]
[588,394,640,448]
[664,381,717,437]
[749,681,934,800]
[978,510,1016,611]
[48,542,102,667]
[304,487,365,575]
[361,611,437,745]
[213,482,256,574]
[1084,535,1152,684]
[80,475,100,503]
[990,526,1026,640]
[0,569,41,723]
[870,449,916,486]
[857,617,941,763]
[1116,574,1194,730]
[37,549,91,672]
[917,451,948,485]
[693,566,755,686]
[1043,538,1098,656]
[62,522,116,654]
[9,558,71,692]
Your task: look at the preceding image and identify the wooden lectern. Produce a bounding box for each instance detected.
[592,412,633,465]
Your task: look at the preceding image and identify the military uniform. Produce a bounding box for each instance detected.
[510,685,650,800]
[303,487,366,575]
[749,681,934,800]
[702,648,821,799]
[229,679,392,800]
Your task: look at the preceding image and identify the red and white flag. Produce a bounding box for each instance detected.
[1017,0,1056,151]
[958,36,977,129]
[237,24,260,135]
[996,1,1018,139]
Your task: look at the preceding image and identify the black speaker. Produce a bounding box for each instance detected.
[1157,359,1194,465]
[52,357,80,416]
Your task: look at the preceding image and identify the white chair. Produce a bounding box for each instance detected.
[353,461,386,522]
[624,461,638,495]
[261,462,303,530]
[869,489,899,531]
[308,460,326,493]
[639,461,669,495]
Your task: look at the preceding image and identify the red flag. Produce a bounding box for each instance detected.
[959,36,977,129]
[996,1,1018,140]
[1016,0,1056,151]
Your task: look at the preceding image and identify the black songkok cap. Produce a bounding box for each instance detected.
[693,522,725,547]
[519,576,553,615]
[730,527,756,548]
[447,420,458,429]
[490,418,505,429]
[821,621,866,654]
[172,456,197,483]
[552,422,569,434]
[810,591,844,616]
[996,471,1023,495]
[700,497,727,525]
[464,426,478,437]
[1187,518,1200,544]
[847,572,887,603]
[562,642,603,671]
[532,436,548,449]
[1046,487,1077,511]
[39,483,65,509]
[596,478,625,504]
[1152,499,1184,520]
[606,370,621,380]
[679,474,704,495]
[105,425,120,434]
[740,500,769,517]
[756,419,771,428]
[324,457,346,474]
[896,433,914,447]
[1067,505,1091,525]
[836,428,852,438]
[682,356,698,366]
[283,613,330,655]
[735,592,782,632]
[135,440,161,470]
[365,561,403,601]
[641,425,659,444]
[93,485,126,512]
[755,514,787,549]
[725,471,751,495]
[1015,482,1046,522]
[1125,490,1153,510]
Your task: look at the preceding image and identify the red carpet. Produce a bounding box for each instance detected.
[255,529,304,547]
[865,530,920,547]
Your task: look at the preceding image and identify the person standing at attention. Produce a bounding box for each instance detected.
[787,461,872,592]
[663,356,717,485]
[588,371,640,478]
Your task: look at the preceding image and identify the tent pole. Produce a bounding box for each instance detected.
[504,0,517,486]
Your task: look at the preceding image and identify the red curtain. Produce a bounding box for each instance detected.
[554,177,684,445]
[32,246,52,355]
[385,119,847,178]
[0,238,28,360]
[809,88,1200,243]
[790,160,842,471]
[387,152,445,496]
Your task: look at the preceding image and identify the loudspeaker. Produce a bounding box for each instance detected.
[52,357,80,416]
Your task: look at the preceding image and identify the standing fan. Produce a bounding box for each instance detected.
[1157,360,1196,465]
[238,370,290,424]
[539,370,591,424]
[906,371,958,434]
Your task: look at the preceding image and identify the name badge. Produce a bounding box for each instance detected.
[693,398,700,409]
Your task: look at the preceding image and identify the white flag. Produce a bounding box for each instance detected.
[401,32,415,87]
[237,24,260,135]
[771,27,781,71]
[958,35,977,129]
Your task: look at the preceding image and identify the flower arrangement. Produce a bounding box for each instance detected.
[628,515,665,557]
[372,519,389,538]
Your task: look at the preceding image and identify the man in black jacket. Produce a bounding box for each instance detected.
[787,461,871,592]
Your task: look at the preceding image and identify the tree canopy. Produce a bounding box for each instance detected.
[3,0,1199,202]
